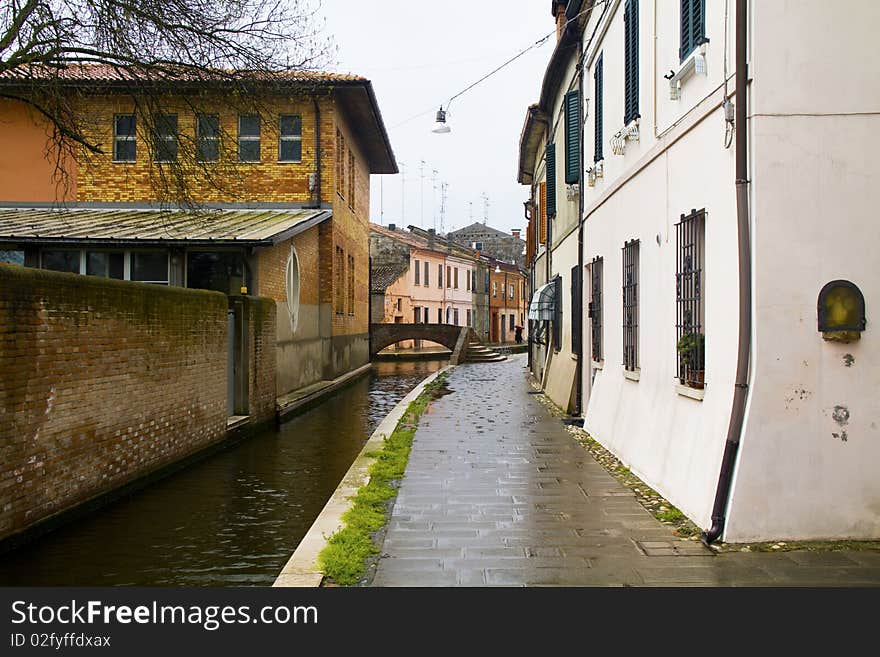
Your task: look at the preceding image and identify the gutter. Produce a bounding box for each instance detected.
[575,26,585,416]
[702,0,751,545]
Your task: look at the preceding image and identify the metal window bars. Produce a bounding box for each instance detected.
[675,209,706,388]
[622,240,639,371]
[590,256,603,362]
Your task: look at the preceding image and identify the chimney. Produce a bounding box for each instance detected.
[388,223,396,231]
[554,1,567,41]
[427,228,436,249]
[511,228,522,240]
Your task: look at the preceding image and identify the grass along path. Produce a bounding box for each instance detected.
[317,372,450,585]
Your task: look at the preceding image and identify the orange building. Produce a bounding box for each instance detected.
[488,259,528,344]
[0,66,396,399]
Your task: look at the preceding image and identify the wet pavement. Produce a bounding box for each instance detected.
[372,355,880,586]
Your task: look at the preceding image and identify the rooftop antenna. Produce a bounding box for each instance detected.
[439,182,449,235]
[399,161,406,225]
[431,169,439,232]
[468,201,474,222]
[419,159,426,229]
[481,192,490,225]
[379,176,384,225]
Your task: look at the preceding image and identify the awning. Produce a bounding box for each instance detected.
[0,207,332,247]
[528,281,556,321]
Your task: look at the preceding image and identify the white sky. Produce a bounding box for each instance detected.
[318,0,555,236]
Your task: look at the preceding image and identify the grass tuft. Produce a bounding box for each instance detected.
[317,373,448,585]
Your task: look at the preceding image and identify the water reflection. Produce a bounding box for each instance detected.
[0,360,447,587]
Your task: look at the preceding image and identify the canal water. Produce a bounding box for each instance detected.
[0,360,447,587]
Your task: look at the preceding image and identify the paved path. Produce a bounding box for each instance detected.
[372,355,880,586]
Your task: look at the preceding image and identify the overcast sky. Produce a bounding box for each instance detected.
[318,0,555,236]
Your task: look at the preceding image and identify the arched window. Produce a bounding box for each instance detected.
[285,247,301,333]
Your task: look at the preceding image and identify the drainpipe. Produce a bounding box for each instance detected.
[575,28,585,416]
[702,0,751,545]
[311,98,322,208]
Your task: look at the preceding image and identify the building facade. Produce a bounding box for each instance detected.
[519,1,589,412]
[488,260,528,344]
[524,0,880,541]
[0,67,397,400]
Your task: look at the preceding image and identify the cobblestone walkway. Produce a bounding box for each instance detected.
[372,355,880,586]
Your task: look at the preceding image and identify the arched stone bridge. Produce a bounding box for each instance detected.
[370,323,478,364]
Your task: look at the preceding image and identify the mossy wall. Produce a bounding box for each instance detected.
[0,263,228,542]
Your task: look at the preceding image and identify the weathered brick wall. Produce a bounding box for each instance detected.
[245,296,277,426]
[75,94,335,205]
[0,264,228,542]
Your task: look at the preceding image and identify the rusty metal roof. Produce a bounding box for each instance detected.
[0,207,331,246]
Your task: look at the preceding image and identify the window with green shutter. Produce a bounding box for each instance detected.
[624,0,639,125]
[545,143,557,218]
[594,54,604,163]
[564,90,580,185]
[680,0,706,62]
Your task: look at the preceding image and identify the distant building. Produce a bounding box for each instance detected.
[446,222,527,269]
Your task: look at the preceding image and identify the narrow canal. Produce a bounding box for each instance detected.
[0,360,447,587]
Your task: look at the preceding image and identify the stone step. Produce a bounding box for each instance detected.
[466,354,507,363]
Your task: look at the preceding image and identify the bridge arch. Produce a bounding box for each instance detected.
[370,323,469,357]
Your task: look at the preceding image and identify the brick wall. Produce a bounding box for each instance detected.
[0,264,228,542]
[75,94,335,205]
[245,296,277,426]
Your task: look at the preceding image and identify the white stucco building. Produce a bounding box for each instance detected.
[575,0,879,542]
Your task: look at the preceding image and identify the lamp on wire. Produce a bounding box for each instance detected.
[495,264,502,274]
[432,106,451,134]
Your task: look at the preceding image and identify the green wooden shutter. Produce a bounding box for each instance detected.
[564,90,580,185]
[545,143,556,218]
[594,55,603,163]
[681,0,705,62]
[624,0,639,125]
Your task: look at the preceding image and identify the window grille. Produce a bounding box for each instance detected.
[590,257,603,361]
[622,239,639,371]
[676,209,706,387]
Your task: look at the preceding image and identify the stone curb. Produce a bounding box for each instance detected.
[272,364,453,587]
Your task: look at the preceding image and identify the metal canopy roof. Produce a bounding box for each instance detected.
[0,207,332,247]
[528,281,557,321]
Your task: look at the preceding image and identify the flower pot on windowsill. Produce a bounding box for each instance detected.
[690,370,705,390]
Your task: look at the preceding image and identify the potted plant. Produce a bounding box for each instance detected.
[677,332,705,389]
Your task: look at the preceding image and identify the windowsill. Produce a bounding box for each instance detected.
[676,384,705,401]
[624,368,640,382]
[112,160,136,164]
[592,360,604,370]
[277,160,304,164]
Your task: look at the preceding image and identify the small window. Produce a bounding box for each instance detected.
[509,283,515,299]
[348,153,355,210]
[590,256,604,362]
[624,0,640,125]
[414,306,422,323]
[0,250,24,266]
[454,267,459,289]
[114,114,136,162]
[467,308,472,327]
[454,308,460,326]
[424,261,430,286]
[493,281,498,298]
[622,239,640,371]
[42,250,80,274]
[553,276,563,351]
[131,252,169,285]
[396,297,402,312]
[437,308,442,324]
[154,114,178,162]
[438,264,443,288]
[279,115,302,162]
[680,0,706,63]
[676,209,706,388]
[87,252,124,279]
[335,246,345,314]
[594,54,604,163]
[446,266,451,288]
[197,114,220,163]
[238,115,261,162]
[414,258,421,285]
